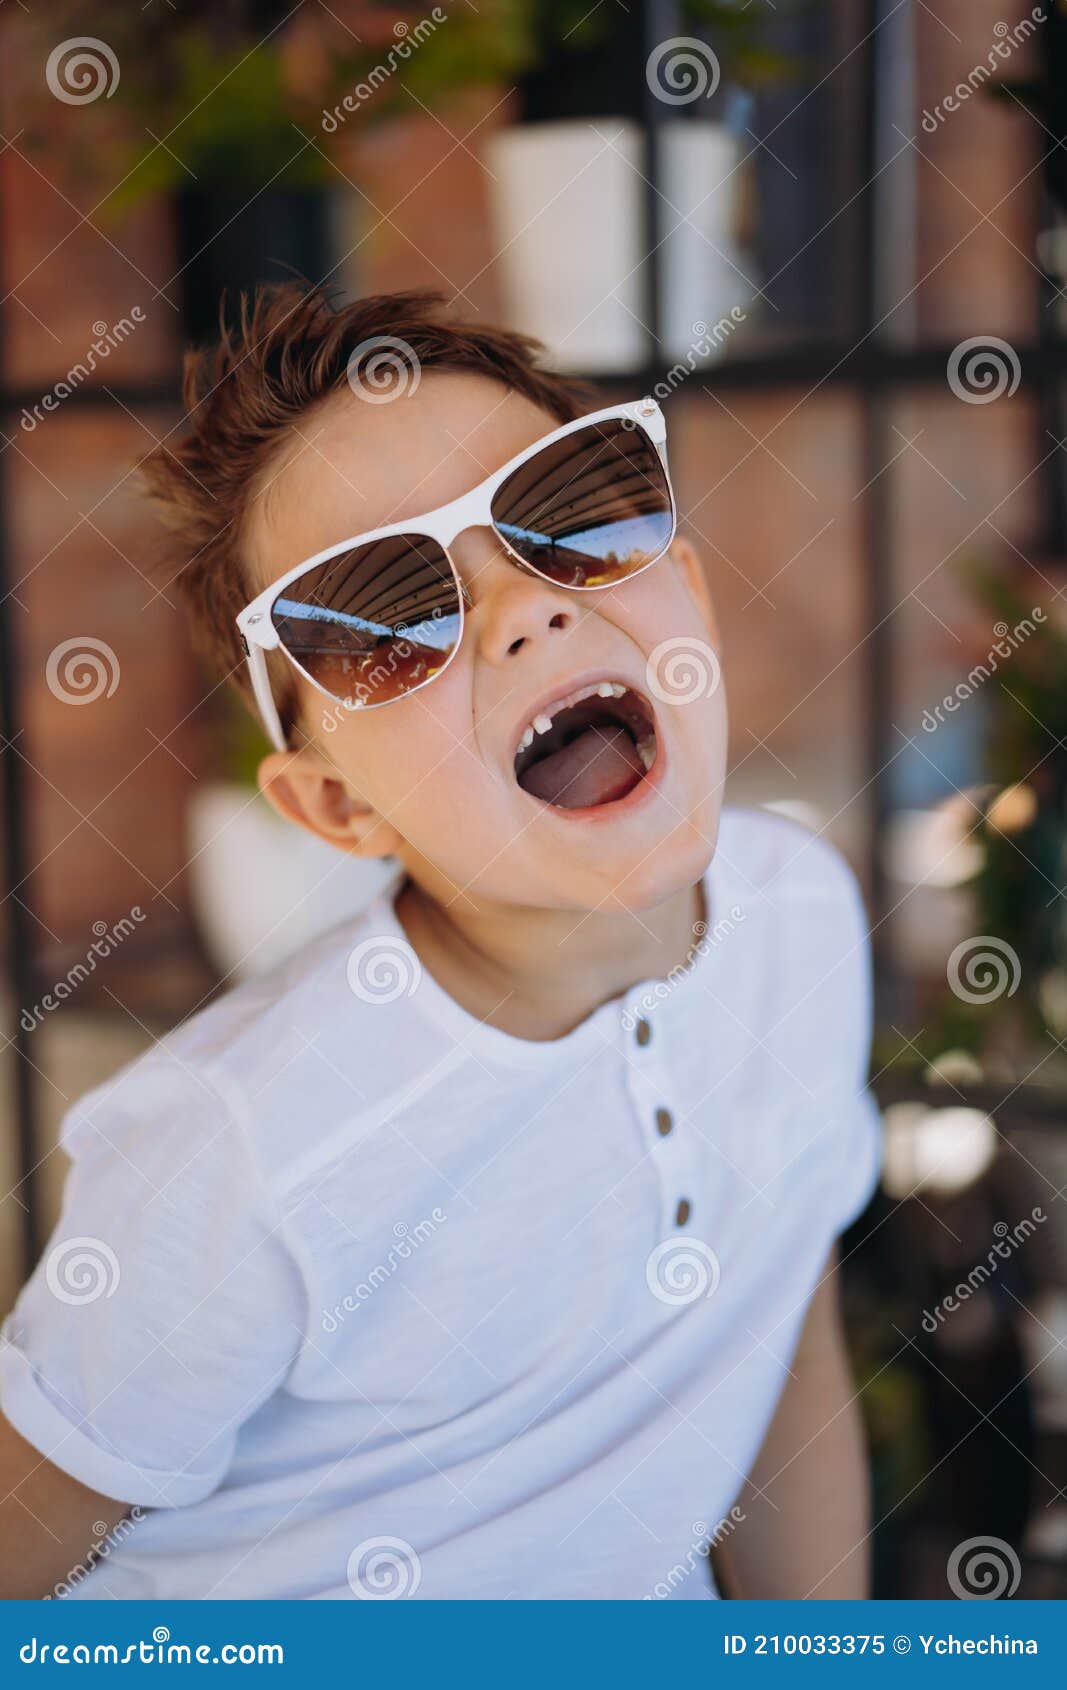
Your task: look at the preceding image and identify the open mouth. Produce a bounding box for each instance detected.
[513,681,658,810]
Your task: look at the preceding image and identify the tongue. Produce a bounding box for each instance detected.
[518,724,645,809]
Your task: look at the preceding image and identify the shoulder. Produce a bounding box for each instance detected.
[61,876,448,1200]
[715,805,866,920]
[709,808,873,1085]
[713,805,870,970]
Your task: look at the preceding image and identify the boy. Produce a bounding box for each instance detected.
[0,286,880,1600]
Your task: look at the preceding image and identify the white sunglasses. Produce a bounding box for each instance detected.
[237,396,674,750]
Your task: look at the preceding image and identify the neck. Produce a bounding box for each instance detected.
[394,868,706,1041]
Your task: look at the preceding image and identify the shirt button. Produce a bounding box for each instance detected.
[675,1198,691,1227]
[655,1108,673,1137]
[634,1018,652,1047]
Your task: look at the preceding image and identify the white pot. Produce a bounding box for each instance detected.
[485,118,754,373]
[187,783,395,982]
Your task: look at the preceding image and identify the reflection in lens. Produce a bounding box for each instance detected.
[491,419,673,586]
[272,533,461,707]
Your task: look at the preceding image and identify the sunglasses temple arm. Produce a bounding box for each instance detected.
[246,642,288,754]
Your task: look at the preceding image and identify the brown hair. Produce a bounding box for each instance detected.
[139,283,597,743]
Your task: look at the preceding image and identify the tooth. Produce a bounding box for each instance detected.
[610,683,626,697]
[533,713,553,735]
[597,681,614,698]
[636,736,656,771]
[519,726,534,751]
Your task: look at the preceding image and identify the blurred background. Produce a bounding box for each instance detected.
[2,0,1067,1599]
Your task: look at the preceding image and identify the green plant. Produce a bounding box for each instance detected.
[890,564,1067,1078]
[966,569,1067,1036]
[100,33,330,212]
[683,0,809,87]
[29,2,543,216]
[217,689,273,790]
[28,0,804,220]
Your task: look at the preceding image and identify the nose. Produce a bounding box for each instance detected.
[454,530,579,667]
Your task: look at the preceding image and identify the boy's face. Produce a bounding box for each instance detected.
[244,372,726,915]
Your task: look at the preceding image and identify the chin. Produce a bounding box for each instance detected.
[541,797,718,916]
[605,817,719,914]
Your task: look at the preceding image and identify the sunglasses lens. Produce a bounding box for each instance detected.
[270,533,461,708]
[490,418,673,587]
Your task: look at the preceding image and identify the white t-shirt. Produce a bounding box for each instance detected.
[0,808,881,1601]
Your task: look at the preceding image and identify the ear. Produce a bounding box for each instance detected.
[670,534,720,648]
[257,745,404,859]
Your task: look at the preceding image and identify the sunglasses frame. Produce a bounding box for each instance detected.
[237,396,674,751]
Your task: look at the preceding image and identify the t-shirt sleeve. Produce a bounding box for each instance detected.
[819,844,883,1234]
[828,1084,883,1236]
[0,1049,308,1509]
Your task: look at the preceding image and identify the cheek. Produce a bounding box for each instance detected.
[668,664,728,800]
[603,570,724,738]
[602,563,717,659]
[346,724,466,816]
[333,678,506,846]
